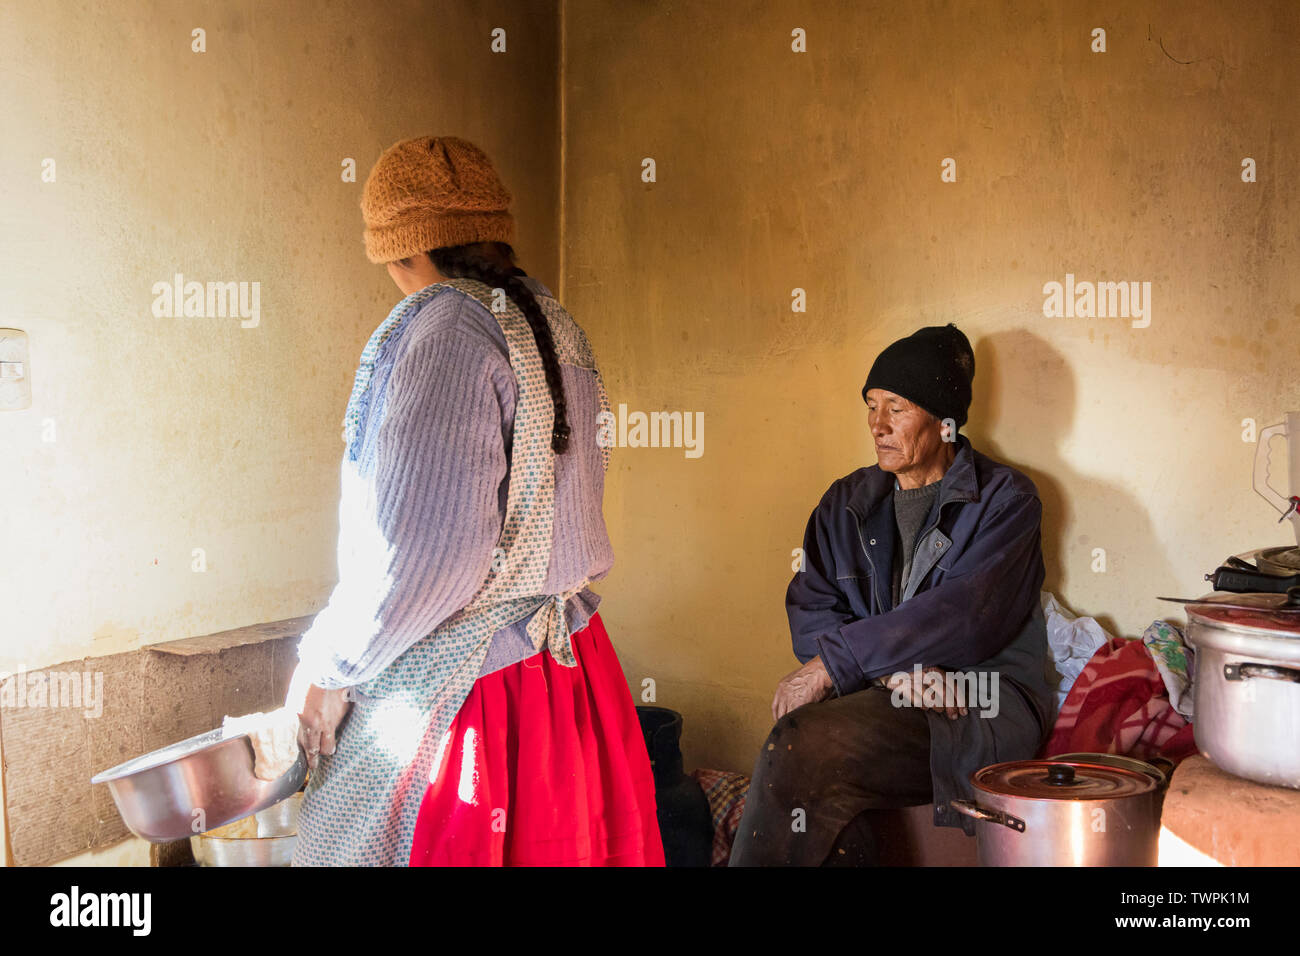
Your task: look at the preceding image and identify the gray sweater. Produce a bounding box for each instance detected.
[891,478,942,605]
[295,276,614,689]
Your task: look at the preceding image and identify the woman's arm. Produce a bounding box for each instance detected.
[294,321,512,689]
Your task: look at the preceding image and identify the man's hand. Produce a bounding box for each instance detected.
[286,664,354,769]
[884,666,968,720]
[772,656,834,721]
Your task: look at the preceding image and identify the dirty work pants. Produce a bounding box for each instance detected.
[728,684,933,866]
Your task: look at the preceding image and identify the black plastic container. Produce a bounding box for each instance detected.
[636,706,713,867]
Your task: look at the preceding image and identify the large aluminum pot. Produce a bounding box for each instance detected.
[1184,590,1300,788]
[91,727,307,843]
[951,759,1161,866]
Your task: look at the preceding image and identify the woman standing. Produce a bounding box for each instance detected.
[286,136,664,866]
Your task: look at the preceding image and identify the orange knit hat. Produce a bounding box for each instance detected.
[360,135,515,264]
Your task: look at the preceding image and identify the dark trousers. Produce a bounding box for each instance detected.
[728,684,933,866]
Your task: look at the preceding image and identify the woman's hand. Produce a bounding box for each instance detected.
[772,656,834,721]
[286,665,354,769]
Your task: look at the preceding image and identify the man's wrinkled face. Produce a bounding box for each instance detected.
[865,388,947,475]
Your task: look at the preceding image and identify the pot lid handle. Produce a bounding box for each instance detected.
[1043,764,1076,786]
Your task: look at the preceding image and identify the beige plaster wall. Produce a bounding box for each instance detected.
[6,0,1300,866]
[559,0,1300,776]
[1,0,559,865]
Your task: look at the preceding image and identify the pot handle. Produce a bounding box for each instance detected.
[1224,662,1300,684]
[1147,756,1175,782]
[949,799,1026,832]
[1252,422,1291,516]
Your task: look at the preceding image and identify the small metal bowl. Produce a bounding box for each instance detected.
[191,793,303,866]
[91,727,307,843]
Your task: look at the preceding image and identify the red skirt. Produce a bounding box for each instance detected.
[408,612,666,866]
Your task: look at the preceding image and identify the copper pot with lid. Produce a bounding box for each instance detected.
[951,759,1161,866]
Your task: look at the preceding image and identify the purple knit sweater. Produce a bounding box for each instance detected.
[295,276,614,688]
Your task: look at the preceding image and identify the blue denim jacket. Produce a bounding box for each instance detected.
[786,434,1055,832]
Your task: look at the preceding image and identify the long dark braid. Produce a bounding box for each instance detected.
[427,242,570,454]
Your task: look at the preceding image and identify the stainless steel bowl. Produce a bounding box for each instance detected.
[191,793,302,866]
[91,727,307,843]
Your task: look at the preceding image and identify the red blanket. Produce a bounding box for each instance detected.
[1043,635,1197,764]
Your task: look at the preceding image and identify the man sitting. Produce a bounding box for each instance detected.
[730,323,1054,866]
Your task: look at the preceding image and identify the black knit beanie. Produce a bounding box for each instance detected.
[861,323,975,428]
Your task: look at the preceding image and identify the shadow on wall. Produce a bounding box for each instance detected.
[964,328,1174,638]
